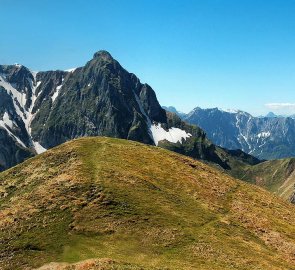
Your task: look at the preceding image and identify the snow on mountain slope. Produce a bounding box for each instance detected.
[0,112,26,148]
[0,60,186,156]
[32,141,47,154]
[257,131,271,138]
[0,73,27,119]
[51,84,62,103]
[184,107,295,160]
[0,66,47,153]
[150,123,192,145]
[2,112,14,129]
[133,84,189,146]
[65,67,77,73]
[51,74,67,104]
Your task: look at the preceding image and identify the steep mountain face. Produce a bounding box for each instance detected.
[183,107,295,160]
[0,51,257,172]
[0,128,33,171]
[1,137,295,270]
[0,65,38,168]
[30,51,165,147]
[0,52,166,151]
[0,51,176,170]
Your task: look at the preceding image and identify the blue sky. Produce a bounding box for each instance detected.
[1,0,295,116]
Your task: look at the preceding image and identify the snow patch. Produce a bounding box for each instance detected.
[32,141,47,154]
[0,112,26,148]
[52,84,62,102]
[0,72,46,154]
[150,123,192,146]
[218,108,240,114]
[235,114,252,151]
[0,74,28,121]
[132,90,191,146]
[218,108,251,117]
[65,68,77,73]
[2,112,14,129]
[257,131,271,138]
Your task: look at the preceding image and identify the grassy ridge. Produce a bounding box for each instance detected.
[236,158,295,201]
[1,137,295,269]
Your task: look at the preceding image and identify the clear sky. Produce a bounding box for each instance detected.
[1,0,295,116]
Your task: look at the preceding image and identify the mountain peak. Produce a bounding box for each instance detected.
[266,112,277,118]
[93,50,113,60]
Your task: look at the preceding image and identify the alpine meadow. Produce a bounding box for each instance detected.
[1,1,295,269]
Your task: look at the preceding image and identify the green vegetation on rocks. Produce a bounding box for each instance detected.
[235,158,295,202]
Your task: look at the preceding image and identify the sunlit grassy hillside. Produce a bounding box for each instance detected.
[1,137,295,270]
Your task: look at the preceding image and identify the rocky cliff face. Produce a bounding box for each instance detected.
[1,51,251,171]
[30,51,166,148]
[183,107,295,160]
[0,128,33,171]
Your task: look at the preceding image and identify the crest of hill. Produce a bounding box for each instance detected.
[1,137,295,270]
[236,158,295,202]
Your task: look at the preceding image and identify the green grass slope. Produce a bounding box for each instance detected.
[1,137,295,270]
[237,158,295,201]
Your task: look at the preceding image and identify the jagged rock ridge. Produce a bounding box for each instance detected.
[182,107,295,160]
[0,51,250,171]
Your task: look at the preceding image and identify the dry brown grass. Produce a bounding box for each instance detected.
[1,137,295,270]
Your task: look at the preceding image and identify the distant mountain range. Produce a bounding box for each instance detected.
[164,106,295,160]
[258,111,295,118]
[162,106,186,118]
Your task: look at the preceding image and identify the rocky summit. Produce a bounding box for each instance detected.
[0,51,185,170]
[0,51,258,172]
[0,51,165,152]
